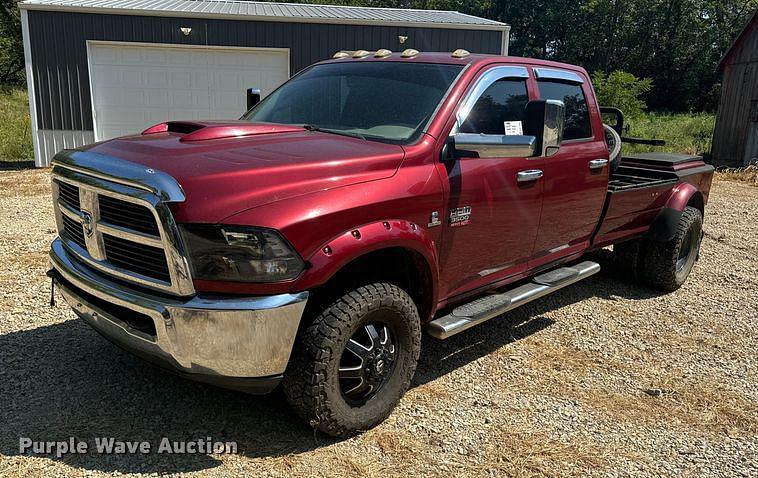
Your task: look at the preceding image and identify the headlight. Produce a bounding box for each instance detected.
[180,224,304,282]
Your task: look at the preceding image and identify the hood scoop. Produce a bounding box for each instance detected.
[141,121,305,142]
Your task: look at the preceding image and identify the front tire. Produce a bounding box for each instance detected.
[283,282,421,437]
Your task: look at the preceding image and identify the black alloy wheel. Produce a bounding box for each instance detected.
[339,322,398,406]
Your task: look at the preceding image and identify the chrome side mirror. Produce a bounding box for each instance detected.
[246,88,261,110]
[525,99,565,157]
[452,134,536,159]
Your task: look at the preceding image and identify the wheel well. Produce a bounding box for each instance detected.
[687,191,705,215]
[305,247,434,323]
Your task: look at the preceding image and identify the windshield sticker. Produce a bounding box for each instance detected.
[503,121,523,136]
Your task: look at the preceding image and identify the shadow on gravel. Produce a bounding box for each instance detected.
[0,252,665,474]
[0,160,36,171]
[415,251,666,387]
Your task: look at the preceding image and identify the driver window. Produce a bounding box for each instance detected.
[460,79,529,135]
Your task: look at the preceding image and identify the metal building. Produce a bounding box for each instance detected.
[18,0,509,167]
[712,11,758,166]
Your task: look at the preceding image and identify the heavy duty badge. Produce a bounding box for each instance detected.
[449,206,472,227]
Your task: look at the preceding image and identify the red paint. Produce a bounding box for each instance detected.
[78,54,714,319]
[665,182,701,212]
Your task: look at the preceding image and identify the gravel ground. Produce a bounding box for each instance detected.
[0,169,756,477]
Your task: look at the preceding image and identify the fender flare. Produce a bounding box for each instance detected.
[294,219,439,310]
[647,183,702,242]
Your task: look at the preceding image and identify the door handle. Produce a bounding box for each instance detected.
[516,169,543,182]
[589,159,609,170]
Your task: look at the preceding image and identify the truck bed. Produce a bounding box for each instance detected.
[593,153,714,247]
[608,166,677,192]
[608,152,703,191]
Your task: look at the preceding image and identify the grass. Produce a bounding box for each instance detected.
[622,112,716,157]
[716,165,758,186]
[0,87,34,162]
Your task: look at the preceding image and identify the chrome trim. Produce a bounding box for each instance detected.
[50,239,308,377]
[456,65,530,127]
[98,222,164,248]
[589,158,609,170]
[534,68,584,84]
[428,261,600,339]
[541,99,565,157]
[454,133,536,158]
[51,151,194,296]
[516,169,543,182]
[52,150,186,202]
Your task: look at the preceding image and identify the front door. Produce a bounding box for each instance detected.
[437,66,544,299]
[529,69,609,268]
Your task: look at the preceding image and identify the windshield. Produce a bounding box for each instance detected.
[243,62,464,144]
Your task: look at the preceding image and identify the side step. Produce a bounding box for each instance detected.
[427,261,600,339]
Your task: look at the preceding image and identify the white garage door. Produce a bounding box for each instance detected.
[87,42,289,140]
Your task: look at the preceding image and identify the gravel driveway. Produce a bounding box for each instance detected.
[0,169,755,477]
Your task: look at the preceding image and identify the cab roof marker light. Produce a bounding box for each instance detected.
[352,50,371,58]
[375,49,392,58]
[401,49,419,58]
[332,51,350,59]
[452,49,470,58]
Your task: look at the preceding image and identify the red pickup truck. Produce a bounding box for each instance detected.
[48,50,713,437]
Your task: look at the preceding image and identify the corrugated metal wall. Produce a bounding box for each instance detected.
[712,22,758,166]
[27,10,504,132]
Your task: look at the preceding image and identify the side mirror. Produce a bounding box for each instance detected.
[452,134,536,159]
[524,99,565,157]
[246,88,261,110]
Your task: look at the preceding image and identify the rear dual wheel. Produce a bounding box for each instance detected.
[283,282,421,437]
[615,206,703,291]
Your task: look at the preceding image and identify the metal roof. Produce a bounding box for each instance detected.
[18,0,508,30]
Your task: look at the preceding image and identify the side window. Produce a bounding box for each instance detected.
[537,80,592,140]
[460,79,529,135]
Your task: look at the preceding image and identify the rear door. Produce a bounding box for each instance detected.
[437,65,544,298]
[529,68,609,268]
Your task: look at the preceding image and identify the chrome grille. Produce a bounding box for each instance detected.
[103,234,170,282]
[61,212,87,249]
[51,169,194,296]
[57,181,81,211]
[99,195,161,236]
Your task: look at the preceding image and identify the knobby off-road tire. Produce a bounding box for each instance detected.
[283,282,421,437]
[638,206,703,291]
[613,239,643,282]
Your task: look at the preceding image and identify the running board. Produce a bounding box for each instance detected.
[427,261,600,339]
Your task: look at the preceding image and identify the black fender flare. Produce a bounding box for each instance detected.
[646,207,683,242]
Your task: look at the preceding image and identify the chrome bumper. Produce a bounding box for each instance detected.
[49,238,308,393]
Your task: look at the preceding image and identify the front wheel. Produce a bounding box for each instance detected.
[283,282,421,437]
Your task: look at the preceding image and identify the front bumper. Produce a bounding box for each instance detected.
[49,238,308,394]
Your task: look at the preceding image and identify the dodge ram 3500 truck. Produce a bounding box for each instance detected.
[48,50,714,437]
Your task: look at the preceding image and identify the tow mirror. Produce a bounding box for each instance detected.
[524,99,565,157]
[246,88,261,110]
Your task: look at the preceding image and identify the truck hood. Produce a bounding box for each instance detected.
[80,121,406,223]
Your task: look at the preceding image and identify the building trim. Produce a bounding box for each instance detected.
[35,130,96,167]
[20,9,42,166]
[85,40,291,142]
[501,26,511,55]
[18,3,509,31]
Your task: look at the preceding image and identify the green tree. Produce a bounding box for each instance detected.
[592,70,653,117]
[0,0,24,85]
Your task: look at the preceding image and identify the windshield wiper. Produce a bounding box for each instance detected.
[302,124,366,141]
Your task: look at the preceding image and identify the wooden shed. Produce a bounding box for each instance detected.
[712,11,758,166]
